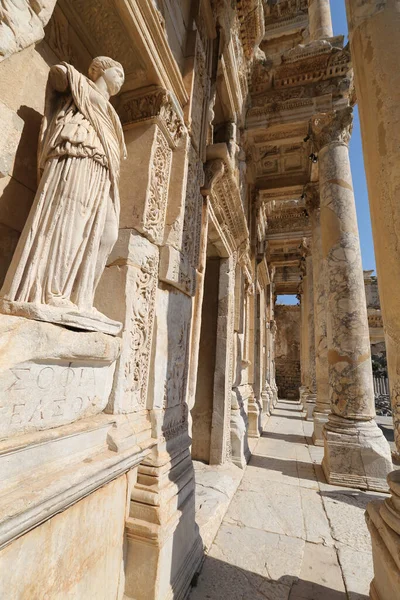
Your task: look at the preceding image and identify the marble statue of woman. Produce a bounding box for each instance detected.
[0,56,127,334]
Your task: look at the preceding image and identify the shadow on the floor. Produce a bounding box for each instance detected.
[319,489,387,508]
[271,412,304,421]
[248,455,317,481]
[261,431,306,444]
[189,555,357,600]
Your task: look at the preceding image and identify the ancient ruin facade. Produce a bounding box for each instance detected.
[0,1,399,599]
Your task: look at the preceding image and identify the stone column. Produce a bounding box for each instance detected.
[344,3,400,597]
[308,0,333,40]
[247,285,261,437]
[345,0,400,454]
[306,185,330,444]
[305,254,317,420]
[298,282,308,409]
[270,318,278,407]
[311,108,392,492]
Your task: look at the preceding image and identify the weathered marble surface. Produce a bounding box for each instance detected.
[0,315,119,438]
[0,0,57,61]
[0,475,127,599]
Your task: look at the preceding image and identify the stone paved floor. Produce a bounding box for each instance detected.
[190,400,389,600]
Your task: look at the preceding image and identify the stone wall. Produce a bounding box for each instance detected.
[275,304,301,400]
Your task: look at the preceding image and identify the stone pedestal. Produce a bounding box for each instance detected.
[0,315,119,438]
[124,434,203,600]
[312,108,392,491]
[366,470,400,600]
[308,0,333,40]
[323,415,394,492]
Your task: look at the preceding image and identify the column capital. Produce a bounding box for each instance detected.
[311,107,353,152]
[118,87,186,148]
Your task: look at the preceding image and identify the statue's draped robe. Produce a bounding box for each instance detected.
[0,64,126,311]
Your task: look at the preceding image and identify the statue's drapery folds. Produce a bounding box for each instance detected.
[0,58,126,334]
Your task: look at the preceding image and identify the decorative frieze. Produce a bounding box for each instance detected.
[95,231,159,413]
[182,146,204,270]
[143,128,172,242]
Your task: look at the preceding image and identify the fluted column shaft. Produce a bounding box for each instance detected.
[308,0,333,40]
[312,108,392,491]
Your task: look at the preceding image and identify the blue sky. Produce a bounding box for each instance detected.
[277,2,375,304]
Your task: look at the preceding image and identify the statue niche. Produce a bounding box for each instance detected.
[0,56,127,335]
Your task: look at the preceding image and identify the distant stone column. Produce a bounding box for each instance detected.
[299,271,310,411]
[308,0,333,40]
[345,3,400,598]
[298,283,308,405]
[312,107,392,492]
[305,254,317,420]
[306,184,330,444]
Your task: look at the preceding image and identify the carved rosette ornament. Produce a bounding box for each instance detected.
[311,107,354,152]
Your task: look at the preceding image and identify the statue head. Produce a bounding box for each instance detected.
[88,56,125,97]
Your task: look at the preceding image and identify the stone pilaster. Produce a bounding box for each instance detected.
[311,108,392,492]
[308,0,333,40]
[306,184,330,444]
[345,2,400,597]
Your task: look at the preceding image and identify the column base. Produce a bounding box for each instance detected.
[248,394,261,438]
[299,386,308,413]
[306,393,317,421]
[312,410,329,446]
[322,414,393,492]
[261,389,271,417]
[366,472,400,600]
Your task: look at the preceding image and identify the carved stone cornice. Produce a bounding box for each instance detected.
[201,159,225,197]
[299,236,311,259]
[202,144,249,257]
[257,256,270,290]
[118,87,185,148]
[311,107,354,151]
[237,0,265,58]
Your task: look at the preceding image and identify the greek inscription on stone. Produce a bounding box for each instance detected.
[0,361,113,438]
